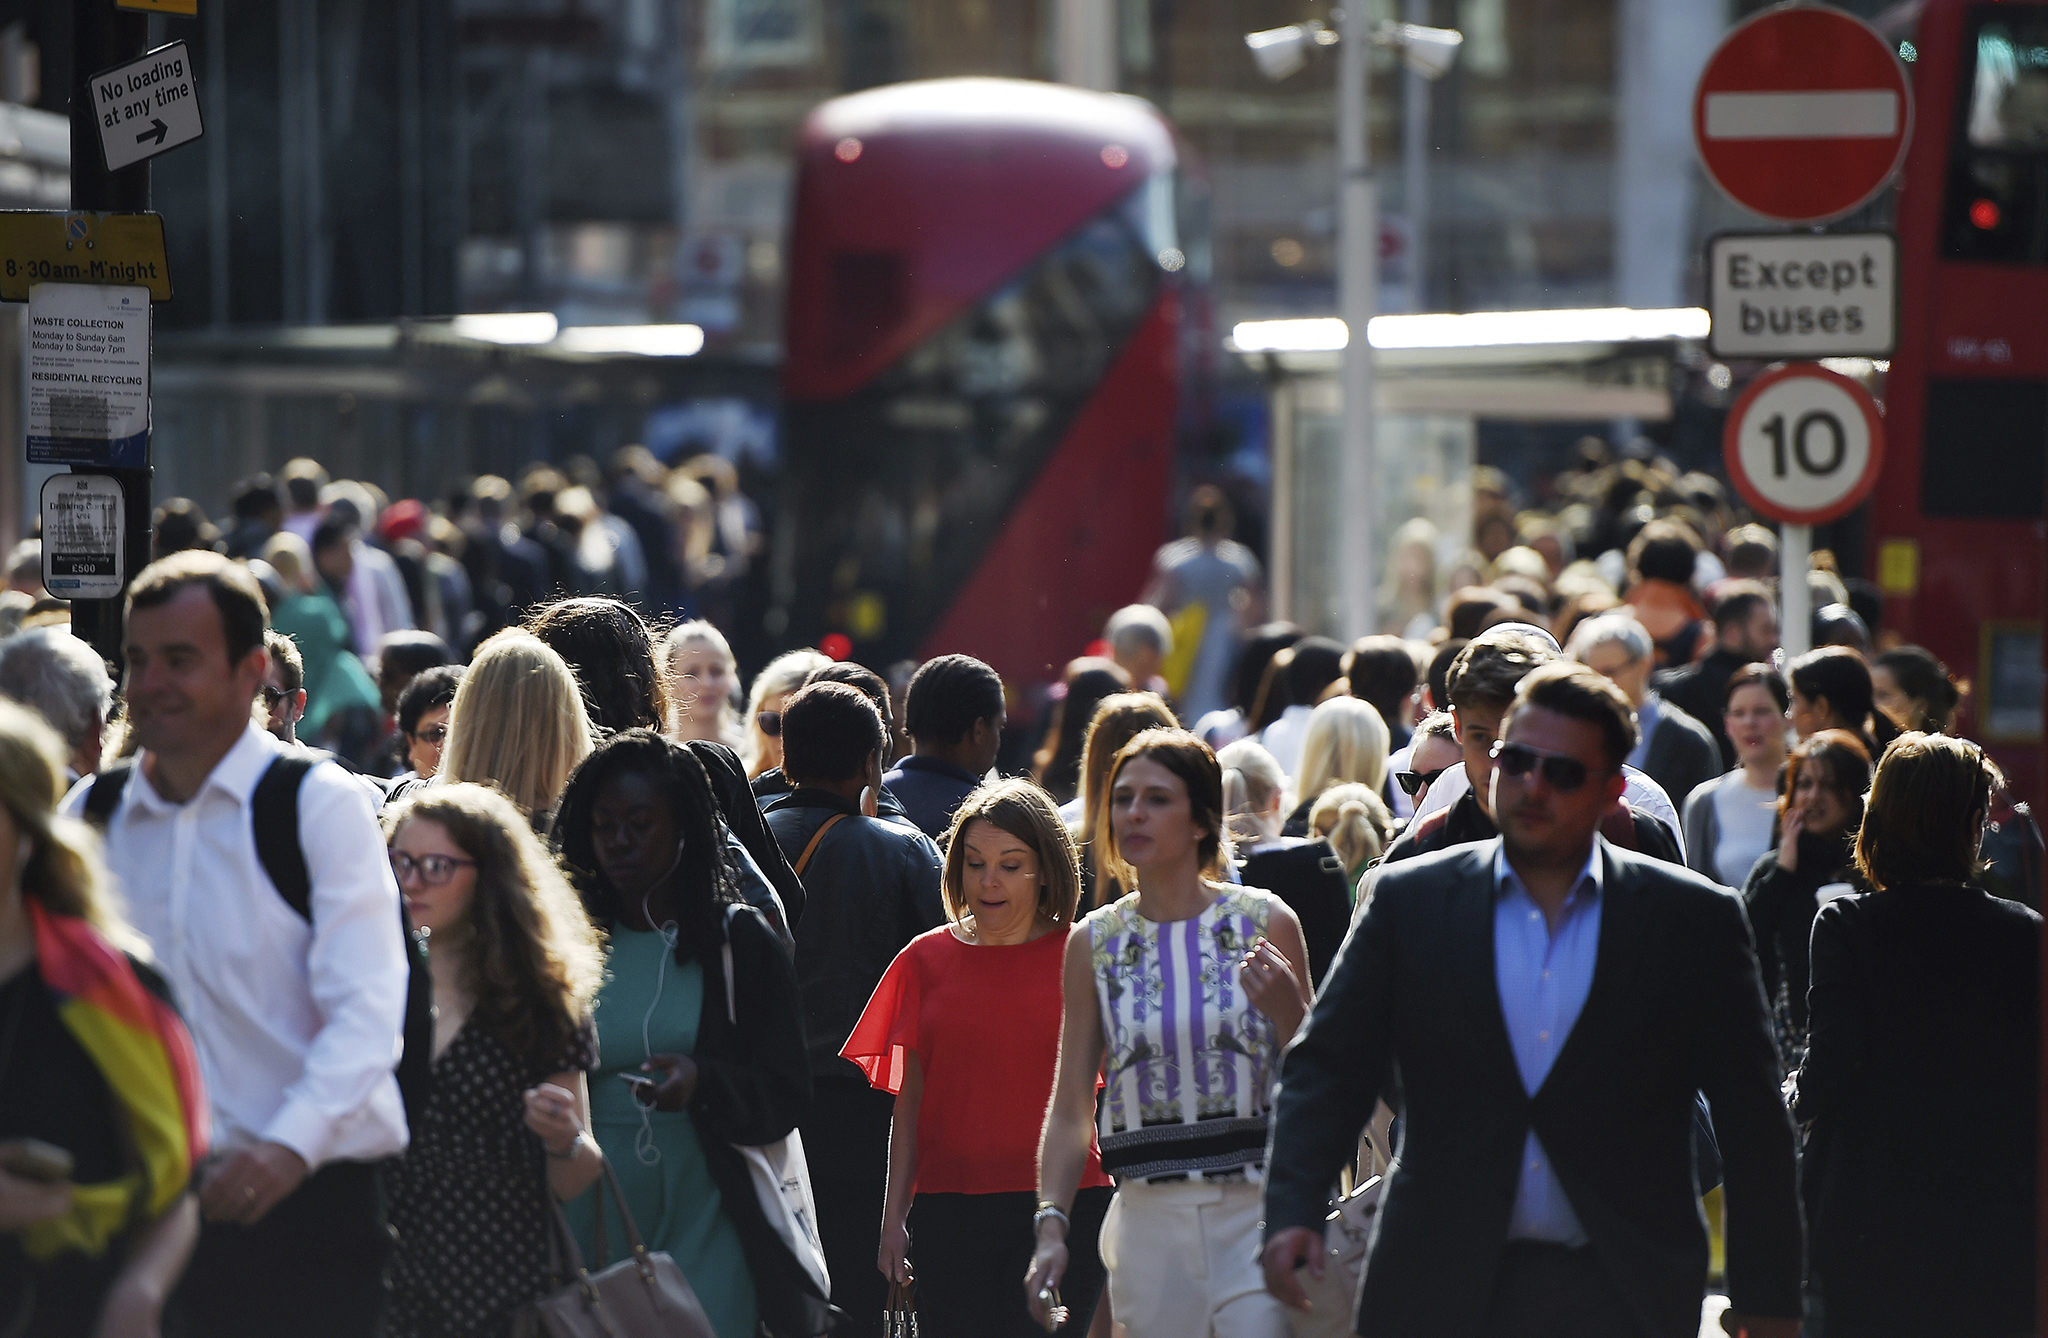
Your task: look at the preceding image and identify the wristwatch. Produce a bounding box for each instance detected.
[1033,1201,1071,1235]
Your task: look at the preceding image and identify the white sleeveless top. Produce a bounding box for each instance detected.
[1083,885,1281,1181]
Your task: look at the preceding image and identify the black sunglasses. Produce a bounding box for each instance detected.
[1394,766,1448,797]
[259,685,292,709]
[756,710,783,738]
[1490,741,1596,793]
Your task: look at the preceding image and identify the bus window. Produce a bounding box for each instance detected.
[1943,9,2048,264]
[1919,377,2048,518]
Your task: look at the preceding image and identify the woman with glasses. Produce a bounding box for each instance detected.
[1682,665,1790,888]
[552,730,817,1338]
[1740,729,1872,1070]
[1390,711,1460,818]
[742,648,830,782]
[1793,734,2039,1338]
[381,782,605,1338]
[392,665,462,791]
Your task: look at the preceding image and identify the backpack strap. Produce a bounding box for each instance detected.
[792,812,848,880]
[83,761,136,828]
[251,755,317,919]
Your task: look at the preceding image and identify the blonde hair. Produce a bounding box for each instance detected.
[662,620,742,744]
[260,531,314,592]
[1309,781,1394,880]
[1216,737,1290,844]
[1297,696,1390,805]
[0,701,138,951]
[441,630,595,819]
[385,783,603,1069]
[941,780,1082,927]
[743,648,830,777]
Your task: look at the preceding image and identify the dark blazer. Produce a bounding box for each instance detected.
[1793,884,2040,1338]
[1654,648,1751,770]
[1639,698,1722,810]
[1266,838,1802,1338]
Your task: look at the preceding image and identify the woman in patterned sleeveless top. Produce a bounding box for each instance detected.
[1028,728,1312,1338]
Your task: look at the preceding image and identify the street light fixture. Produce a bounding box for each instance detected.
[1244,10,1462,640]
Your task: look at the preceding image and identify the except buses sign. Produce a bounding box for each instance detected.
[1692,4,1913,224]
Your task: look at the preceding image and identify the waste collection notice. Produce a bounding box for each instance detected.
[25,283,149,467]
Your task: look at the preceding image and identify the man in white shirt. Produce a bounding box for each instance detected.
[64,551,409,1338]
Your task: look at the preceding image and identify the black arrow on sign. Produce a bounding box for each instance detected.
[135,118,168,146]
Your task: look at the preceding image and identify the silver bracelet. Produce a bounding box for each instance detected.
[1033,1202,1071,1235]
[546,1133,585,1160]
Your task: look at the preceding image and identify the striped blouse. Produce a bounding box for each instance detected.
[1084,885,1281,1181]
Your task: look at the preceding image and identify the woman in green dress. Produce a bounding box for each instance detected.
[553,730,818,1338]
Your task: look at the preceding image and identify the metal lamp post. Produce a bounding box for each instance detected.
[1247,15,1462,639]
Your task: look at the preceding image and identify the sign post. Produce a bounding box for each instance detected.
[64,6,155,670]
[1722,363,1887,658]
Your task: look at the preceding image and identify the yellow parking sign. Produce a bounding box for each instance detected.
[117,0,200,14]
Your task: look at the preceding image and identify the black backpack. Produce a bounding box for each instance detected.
[83,755,436,1126]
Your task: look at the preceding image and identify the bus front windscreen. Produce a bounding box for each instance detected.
[1945,9,2048,264]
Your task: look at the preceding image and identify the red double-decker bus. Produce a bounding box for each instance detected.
[1872,0,2048,802]
[775,78,1206,686]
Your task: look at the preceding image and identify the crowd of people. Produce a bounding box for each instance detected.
[0,446,2040,1338]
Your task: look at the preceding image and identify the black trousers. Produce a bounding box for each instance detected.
[169,1160,390,1338]
[801,1077,897,1338]
[1480,1240,1641,1338]
[907,1186,1112,1338]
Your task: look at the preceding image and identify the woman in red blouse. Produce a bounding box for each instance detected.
[843,778,1113,1335]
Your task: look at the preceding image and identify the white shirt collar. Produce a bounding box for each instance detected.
[129,722,283,812]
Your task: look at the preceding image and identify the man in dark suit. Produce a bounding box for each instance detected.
[1262,662,1802,1338]
[1568,612,1722,809]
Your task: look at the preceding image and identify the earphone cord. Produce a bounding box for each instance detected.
[634,886,681,1166]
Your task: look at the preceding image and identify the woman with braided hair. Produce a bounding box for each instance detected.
[551,730,816,1338]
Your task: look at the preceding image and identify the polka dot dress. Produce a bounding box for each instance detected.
[385,1019,598,1338]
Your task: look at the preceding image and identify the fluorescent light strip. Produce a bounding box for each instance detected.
[553,324,706,357]
[449,311,560,345]
[1231,307,1711,353]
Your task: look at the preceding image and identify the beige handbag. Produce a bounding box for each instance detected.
[525,1155,716,1338]
[1285,1127,1388,1338]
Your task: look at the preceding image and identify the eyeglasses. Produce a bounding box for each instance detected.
[1490,741,1598,793]
[756,710,783,738]
[259,686,292,709]
[388,851,477,886]
[1394,766,1448,797]
[409,724,448,745]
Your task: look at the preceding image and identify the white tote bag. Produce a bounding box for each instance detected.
[721,907,832,1299]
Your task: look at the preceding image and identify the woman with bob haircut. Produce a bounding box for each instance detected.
[1740,728,1871,1070]
[440,629,595,829]
[0,701,206,1338]
[843,779,1115,1335]
[551,730,816,1338]
[381,782,606,1338]
[1793,733,2040,1338]
[1030,729,1311,1337]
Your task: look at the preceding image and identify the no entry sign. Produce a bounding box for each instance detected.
[1723,363,1885,525]
[1693,4,1912,224]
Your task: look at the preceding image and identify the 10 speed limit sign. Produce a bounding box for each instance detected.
[1722,363,1884,524]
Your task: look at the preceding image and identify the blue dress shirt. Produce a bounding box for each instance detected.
[1494,843,1603,1245]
